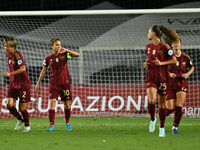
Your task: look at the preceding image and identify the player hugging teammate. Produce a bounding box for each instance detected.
[144,25,194,137]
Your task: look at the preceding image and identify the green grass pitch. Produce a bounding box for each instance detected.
[0,117,199,150]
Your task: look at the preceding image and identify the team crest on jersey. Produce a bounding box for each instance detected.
[9,60,11,64]
[190,60,193,65]
[61,56,66,60]
[55,58,59,63]
[152,50,156,55]
[176,61,179,66]
[158,50,163,55]
[12,61,15,64]
[168,49,173,56]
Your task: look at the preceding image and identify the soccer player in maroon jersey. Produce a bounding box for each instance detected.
[143,25,177,137]
[166,39,194,134]
[35,39,79,131]
[2,37,31,132]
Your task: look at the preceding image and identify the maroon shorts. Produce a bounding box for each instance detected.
[7,86,30,103]
[49,84,72,101]
[167,86,187,100]
[146,82,167,95]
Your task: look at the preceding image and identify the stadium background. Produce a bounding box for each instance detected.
[0,1,200,150]
[0,0,200,118]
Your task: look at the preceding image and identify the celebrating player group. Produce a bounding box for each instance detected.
[2,37,80,132]
[144,25,194,137]
[2,25,194,136]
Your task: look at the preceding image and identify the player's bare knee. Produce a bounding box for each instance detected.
[7,103,13,108]
[176,103,184,107]
[7,99,14,108]
[19,103,27,112]
[19,107,25,112]
[50,99,56,110]
[148,98,156,104]
[64,101,71,110]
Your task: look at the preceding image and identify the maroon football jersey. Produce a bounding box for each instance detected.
[43,52,71,86]
[7,50,31,89]
[146,41,175,83]
[168,52,193,89]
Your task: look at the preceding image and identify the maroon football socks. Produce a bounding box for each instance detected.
[8,106,23,121]
[159,108,166,128]
[49,110,55,126]
[173,106,183,127]
[21,110,29,126]
[65,109,71,124]
[148,103,156,121]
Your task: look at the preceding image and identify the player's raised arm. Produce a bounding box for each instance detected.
[59,47,80,57]
[35,66,47,92]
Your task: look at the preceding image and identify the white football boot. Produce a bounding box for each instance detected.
[149,117,157,132]
[14,120,23,130]
[23,126,31,132]
[159,127,166,137]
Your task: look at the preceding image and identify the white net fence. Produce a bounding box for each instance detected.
[0,10,200,118]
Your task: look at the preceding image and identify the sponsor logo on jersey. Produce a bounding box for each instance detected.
[190,60,193,65]
[168,49,173,56]
[12,61,15,64]
[55,58,59,63]
[176,61,179,66]
[158,50,163,55]
[152,50,156,55]
[17,60,22,65]
[9,60,11,64]
[182,62,186,65]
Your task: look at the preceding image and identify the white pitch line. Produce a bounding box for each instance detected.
[0,123,199,127]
